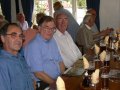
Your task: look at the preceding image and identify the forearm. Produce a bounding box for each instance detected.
[59,61,65,74]
[34,71,55,84]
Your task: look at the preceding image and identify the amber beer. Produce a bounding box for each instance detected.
[101,74,109,90]
[95,59,101,69]
[103,53,110,73]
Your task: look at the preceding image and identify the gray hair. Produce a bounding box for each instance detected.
[83,14,93,24]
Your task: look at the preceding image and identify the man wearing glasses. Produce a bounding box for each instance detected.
[24,16,65,90]
[0,23,34,90]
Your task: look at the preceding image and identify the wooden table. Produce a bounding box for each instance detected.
[62,74,120,90]
[62,49,120,90]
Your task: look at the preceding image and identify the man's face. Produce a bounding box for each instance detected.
[89,17,95,27]
[17,14,25,22]
[55,14,68,33]
[40,21,56,40]
[1,25,23,55]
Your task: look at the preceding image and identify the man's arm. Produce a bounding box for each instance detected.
[23,28,37,47]
[34,71,55,84]
[59,61,65,74]
[93,28,113,39]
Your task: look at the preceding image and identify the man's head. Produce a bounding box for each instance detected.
[38,16,56,40]
[53,1,63,11]
[86,8,96,21]
[54,13,68,33]
[0,23,24,55]
[36,12,46,25]
[17,12,25,23]
[83,15,94,27]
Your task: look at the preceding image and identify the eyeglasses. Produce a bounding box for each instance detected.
[5,32,25,40]
[41,26,56,33]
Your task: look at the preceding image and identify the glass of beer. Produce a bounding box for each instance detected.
[95,59,101,69]
[101,74,109,90]
[102,52,110,73]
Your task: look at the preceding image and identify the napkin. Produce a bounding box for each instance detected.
[91,69,100,84]
[114,41,119,50]
[104,36,109,45]
[94,44,100,55]
[56,76,66,90]
[83,56,89,69]
[99,50,106,62]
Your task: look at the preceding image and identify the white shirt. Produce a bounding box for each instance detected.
[18,21,29,31]
[54,29,82,68]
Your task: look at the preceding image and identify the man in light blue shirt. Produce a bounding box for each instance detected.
[0,23,34,90]
[24,16,65,90]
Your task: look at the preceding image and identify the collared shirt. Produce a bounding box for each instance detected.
[80,23,99,33]
[0,50,34,90]
[76,24,94,53]
[85,24,91,30]
[24,34,62,81]
[54,30,82,68]
[92,23,99,33]
[18,21,29,31]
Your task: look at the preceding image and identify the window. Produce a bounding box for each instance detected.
[33,0,86,25]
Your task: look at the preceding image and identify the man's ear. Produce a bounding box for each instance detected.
[1,35,5,43]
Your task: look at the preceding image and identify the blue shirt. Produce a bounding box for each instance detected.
[0,50,34,90]
[24,34,62,80]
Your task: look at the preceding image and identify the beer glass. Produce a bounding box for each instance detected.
[101,74,109,90]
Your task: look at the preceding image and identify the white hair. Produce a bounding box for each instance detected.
[83,14,93,24]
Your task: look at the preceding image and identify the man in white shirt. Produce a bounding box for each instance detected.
[17,13,29,31]
[54,12,82,68]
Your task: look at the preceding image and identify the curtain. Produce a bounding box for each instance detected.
[21,0,34,27]
[100,0,120,31]
[86,0,100,31]
[0,0,34,27]
[0,0,11,22]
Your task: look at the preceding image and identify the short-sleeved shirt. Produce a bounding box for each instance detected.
[0,50,34,90]
[24,34,62,81]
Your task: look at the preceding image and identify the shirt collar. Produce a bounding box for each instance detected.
[37,33,51,43]
[0,49,21,58]
[55,29,67,37]
[85,24,91,30]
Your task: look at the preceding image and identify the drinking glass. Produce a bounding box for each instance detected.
[101,74,109,90]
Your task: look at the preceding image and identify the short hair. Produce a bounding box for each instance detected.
[53,1,63,11]
[38,16,54,26]
[54,11,68,21]
[0,23,22,36]
[36,12,46,24]
[86,8,96,16]
[83,15,93,24]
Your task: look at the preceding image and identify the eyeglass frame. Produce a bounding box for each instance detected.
[40,26,56,33]
[4,32,25,40]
